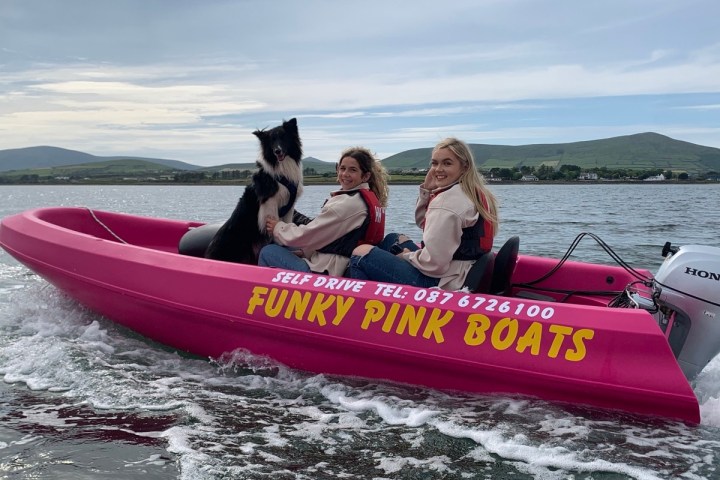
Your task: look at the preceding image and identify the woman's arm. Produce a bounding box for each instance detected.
[271,194,366,252]
[406,203,463,276]
[414,186,432,228]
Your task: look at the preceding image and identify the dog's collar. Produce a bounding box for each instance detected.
[277,175,298,218]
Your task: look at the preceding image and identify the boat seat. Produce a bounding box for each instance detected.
[463,236,520,295]
[178,223,222,257]
[489,236,520,296]
[462,251,495,293]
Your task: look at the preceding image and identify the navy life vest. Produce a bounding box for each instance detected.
[318,188,385,257]
[277,175,299,218]
[423,186,493,261]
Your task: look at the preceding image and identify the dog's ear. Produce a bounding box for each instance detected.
[283,118,298,133]
[253,129,265,139]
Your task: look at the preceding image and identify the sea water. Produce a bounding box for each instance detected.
[1,184,720,479]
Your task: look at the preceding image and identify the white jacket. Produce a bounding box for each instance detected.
[272,183,371,276]
[403,183,480,290]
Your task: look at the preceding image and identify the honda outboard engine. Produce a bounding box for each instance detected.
[651,243,720,380]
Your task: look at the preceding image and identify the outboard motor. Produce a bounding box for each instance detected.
[651,243,720,380]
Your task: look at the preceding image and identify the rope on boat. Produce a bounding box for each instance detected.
[515,232,720,308]
[520,232,653,287]
[513,232,653,305]
[85,207,128,244]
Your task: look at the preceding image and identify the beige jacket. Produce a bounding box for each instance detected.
[272,183,370,276]
[403,183,480,290]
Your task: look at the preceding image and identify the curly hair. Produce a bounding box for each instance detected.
[338,146,390,207]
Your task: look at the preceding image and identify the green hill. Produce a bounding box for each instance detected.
[199,157,337,175]
[2,132,720,182]
[381,132,720,174]
[0,156,338,183]
[1,159,177,179]
[0,146,200,172]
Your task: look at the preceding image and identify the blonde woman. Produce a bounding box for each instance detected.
[349,137,498,290]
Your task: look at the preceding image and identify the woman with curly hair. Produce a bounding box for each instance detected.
[259,146,389,276]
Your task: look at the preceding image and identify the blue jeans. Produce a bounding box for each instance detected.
[258,244,311,272]
[348,233,439,288]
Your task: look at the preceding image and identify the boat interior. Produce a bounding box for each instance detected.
[36,207,650,310]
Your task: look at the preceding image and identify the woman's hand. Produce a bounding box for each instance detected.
[421,169,437,191]
[265,216,279,235]
[393,235,413,255]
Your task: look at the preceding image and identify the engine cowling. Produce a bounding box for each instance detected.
[653,245,720,380]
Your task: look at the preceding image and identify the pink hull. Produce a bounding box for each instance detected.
[0,207,700,423]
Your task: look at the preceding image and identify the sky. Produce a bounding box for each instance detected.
[1,0,719,167]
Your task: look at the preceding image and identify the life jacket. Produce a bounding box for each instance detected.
[317,188,385,256]
[276,175,299,218]
[356,188,385,246]
[423,185,493,261]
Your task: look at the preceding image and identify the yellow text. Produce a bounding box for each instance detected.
[463,313,595,361]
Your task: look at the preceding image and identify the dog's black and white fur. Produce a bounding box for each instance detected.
[205,118,303,264]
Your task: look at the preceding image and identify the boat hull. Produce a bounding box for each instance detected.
[0,207,700,423]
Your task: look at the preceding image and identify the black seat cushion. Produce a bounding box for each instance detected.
[178,223,223,257]
[463,252,495,293]
[489,236,520,296]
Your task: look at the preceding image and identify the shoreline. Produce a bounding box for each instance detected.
[1,179,718,186]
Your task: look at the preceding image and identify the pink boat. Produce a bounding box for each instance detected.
[2,206,719,424]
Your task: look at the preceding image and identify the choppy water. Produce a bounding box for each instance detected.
[1,184,720,479]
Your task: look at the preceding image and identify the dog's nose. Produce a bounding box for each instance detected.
[274,147,283,155]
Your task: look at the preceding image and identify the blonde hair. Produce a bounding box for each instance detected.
[338,146,390,207]
[433,137,499,235]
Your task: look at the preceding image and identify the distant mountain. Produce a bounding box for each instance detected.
[0,146,338,175]
[3,133,719,176]
[381,132,720,174]
[300,157,337,173]
[198,156,337,174]
[0,146,202,172]
[1,158,186,180]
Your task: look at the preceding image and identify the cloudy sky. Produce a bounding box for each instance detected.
[1,0,719,166]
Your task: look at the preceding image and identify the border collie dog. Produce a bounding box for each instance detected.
[205,118,303,264]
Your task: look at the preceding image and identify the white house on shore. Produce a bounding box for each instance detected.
[644,173,666,182]
[578,172,598,180]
